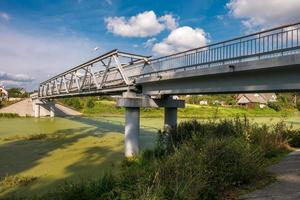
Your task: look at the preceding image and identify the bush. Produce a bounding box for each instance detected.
[268,102,282,111]
[85,98,95,109]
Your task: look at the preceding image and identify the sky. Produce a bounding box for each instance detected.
[0,0,300,91]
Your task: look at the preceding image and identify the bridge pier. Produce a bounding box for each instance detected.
[164,107,177,132]
[125,107,140,157]
[117,94,185,157]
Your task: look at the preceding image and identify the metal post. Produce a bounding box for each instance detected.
[164,107,178,132]
[125,107,140,157]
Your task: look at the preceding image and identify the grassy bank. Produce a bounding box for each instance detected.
[61,99,297,118]
[4,117,300,200]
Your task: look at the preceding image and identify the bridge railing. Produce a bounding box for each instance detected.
[141,22,300,76]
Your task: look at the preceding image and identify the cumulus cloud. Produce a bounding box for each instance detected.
[227,0,300,30]
[0,12,10,21]
[105,11,178,37]
[152,26,209,56]
[0,26,98,90]
[0,72,34,82]
[159,14,178,30]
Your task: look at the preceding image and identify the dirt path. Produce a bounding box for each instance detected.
[241,150,300,200]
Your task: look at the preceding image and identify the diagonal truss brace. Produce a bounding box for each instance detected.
[39,49,150,98]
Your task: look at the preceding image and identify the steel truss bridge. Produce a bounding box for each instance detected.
[39,22,300,99]
[36,21,300,157]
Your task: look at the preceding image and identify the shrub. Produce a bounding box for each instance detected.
[268,102,282,111]
[85,98,95,109]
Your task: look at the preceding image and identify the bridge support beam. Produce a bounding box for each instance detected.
[117,94,184,157]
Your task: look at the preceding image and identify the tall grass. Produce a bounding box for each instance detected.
[5,117,300,200]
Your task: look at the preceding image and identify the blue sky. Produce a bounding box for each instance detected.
[0,0,300,90]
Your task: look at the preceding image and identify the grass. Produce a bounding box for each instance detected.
[0,113,20,118]
[0,175,37,190]
[82,100,297,119]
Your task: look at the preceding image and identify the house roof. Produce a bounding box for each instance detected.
[237,93,271,104]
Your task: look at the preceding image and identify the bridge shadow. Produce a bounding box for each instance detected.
[0,116,158,199]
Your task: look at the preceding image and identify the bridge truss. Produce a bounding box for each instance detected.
[39,50,150,98]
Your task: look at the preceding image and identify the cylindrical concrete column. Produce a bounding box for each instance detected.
[34,104,40,118]
[49,102,55,117]
[164,107,178,132]
[125,107,140,157]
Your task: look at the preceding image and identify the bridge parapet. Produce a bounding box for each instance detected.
[140,22,300,77]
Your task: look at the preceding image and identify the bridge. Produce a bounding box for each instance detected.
[33,22,300,157]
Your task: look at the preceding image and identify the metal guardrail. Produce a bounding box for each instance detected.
[140,21,300,76]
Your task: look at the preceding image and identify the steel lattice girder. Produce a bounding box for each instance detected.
[39,49,150,98]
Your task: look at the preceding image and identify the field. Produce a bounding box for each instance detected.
[1,100,300,198]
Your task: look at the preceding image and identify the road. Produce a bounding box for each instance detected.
[241,150,300,200]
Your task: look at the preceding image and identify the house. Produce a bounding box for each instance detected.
[0,85,8,101]
[236,93,277,108]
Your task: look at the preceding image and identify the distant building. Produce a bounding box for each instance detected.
[236,93,277,108]
[199,100,208,105]
[0,85,8,101]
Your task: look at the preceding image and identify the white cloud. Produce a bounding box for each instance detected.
[105,11,178,37]
[152,26,209,56]
[0,12,10,21]
[0,72,34,82]
[227,0,300,30]
[159,14,178,30]
[0,26,98,90]
[143,38,157,48]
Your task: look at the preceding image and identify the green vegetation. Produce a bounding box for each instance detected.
[4,117,300,200]
[0,113,20,118]
[6,88,29,98]
[58,97,297,118]
[0,175,37,190]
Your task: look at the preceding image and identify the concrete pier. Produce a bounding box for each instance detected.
[164,107,177,132]
[125,107,140,157]
[117,94,185,157]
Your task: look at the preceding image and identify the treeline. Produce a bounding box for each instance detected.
[10,118,300,200]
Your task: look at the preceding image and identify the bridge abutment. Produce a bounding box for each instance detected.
[34,103,40,118]
[117,94,184,157]
[49,102,55,117]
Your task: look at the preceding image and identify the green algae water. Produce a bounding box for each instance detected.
[0,117,91,138]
